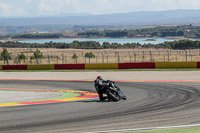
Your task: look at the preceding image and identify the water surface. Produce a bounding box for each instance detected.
[19,38,175,45]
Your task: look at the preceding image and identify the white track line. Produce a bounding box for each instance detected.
[85,124,200,133]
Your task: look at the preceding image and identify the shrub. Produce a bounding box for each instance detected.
[18,53,27,60]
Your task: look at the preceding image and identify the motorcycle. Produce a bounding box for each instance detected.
[105,80,127,102]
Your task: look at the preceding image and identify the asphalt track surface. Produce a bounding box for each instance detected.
[1,80,200,133]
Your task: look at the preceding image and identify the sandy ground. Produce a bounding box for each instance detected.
[1,47,200,65]
[0,71,200,81]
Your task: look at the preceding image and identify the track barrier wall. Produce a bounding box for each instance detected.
[197,62,200,68]
[85,63,118,69]
[27,65,54,70]
[2,65,27,70]
[0,62,200,70]
[119,63,155,69]
[155,62,197,68]
[55,64,85,70]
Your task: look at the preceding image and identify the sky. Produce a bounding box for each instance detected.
[0,0,200,17]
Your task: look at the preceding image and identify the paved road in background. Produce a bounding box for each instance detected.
[0,80,200,133]
[1,71,200,81]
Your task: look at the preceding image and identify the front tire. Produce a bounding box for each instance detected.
[122,95,127,100]
[106,91,120,102]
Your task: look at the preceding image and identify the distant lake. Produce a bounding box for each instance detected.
[19,38,175,44]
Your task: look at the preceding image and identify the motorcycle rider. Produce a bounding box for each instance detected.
[94,76,110,101]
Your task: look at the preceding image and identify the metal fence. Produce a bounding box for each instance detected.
[1,49,200,65]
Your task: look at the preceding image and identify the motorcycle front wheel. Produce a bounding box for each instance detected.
[106,91,121,102]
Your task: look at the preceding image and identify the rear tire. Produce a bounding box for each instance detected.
[106,91,120,102]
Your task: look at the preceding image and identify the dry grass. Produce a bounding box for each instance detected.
[0,47,200,65]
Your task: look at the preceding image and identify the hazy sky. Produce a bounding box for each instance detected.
[0,0,200,17]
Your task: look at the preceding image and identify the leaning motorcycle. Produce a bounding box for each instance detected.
[105,80,127,102]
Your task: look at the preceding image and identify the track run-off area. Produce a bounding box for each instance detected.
[0,88,98,107]
[1,79,200,133]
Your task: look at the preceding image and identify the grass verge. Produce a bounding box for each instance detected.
[124,126,200,133]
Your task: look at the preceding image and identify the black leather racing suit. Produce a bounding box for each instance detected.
[94,79,109,101]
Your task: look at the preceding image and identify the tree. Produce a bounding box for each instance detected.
[0,56,3,61]
[30,56,35,60]
[18,53,27,60]
[85,52,95,58]
[17,53,27,64]
[1,48,12,64]
[72,53,78,59]
[102,42,111,48]
[30,49,43,64]
[33,49,43,59]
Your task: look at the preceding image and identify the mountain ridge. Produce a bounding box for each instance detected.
[0,9,200,26]
[1,9,200,34]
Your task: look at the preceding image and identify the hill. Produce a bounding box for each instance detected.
[1,9,200,33]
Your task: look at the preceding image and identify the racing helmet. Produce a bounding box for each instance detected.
[97,76,103,80]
